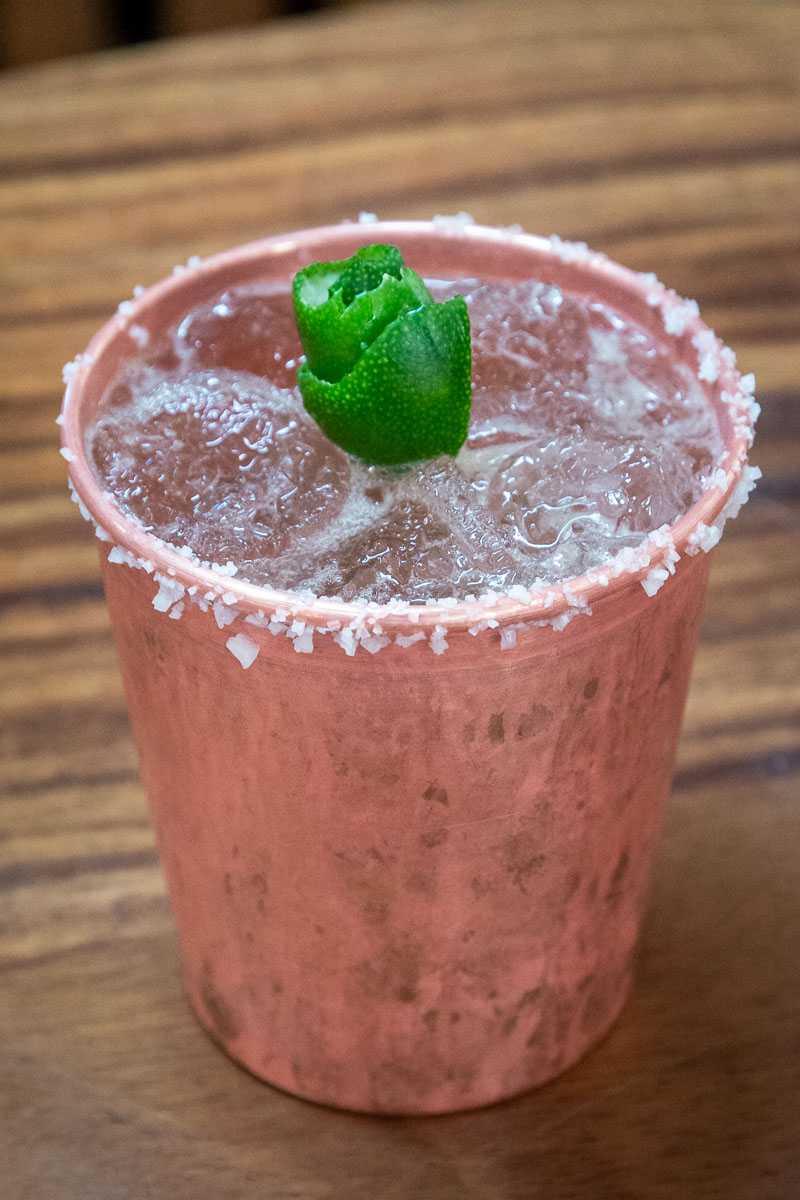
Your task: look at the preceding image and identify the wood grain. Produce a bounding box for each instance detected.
[0,1,798,1196]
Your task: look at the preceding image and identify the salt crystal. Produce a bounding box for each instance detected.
[693,329,716,352]
[357,211,379,223]
[108,545,134,567]
[335,628,358,656]
[689,465,760,555]
[292,629,315,654]
[59,447,75,462]
[658,540,679,575]
[213,600,238,629]
[432,211,476,230]
[468,615,499,634]
[697,353,719,383]
[686,522,722,556]
[639,271,660,296]
[562,583,590,611]
[430,625,449,655]
[62,357,82,384]
[361,633,390,654]
[168,601,185,620]
[395,631,426,648]
[507,584,531,602]
[133,284,145,298]
[500,626,518,651]
[548,234,591,264]
[643,273,663,307]
[152,574,186,612]
[662,298,699,337]
[129,324,150,349]
[720,464,761,522]
[245,611,269,627]
[226,633,260,669]
[117,299,134,319]
[744,398,761,425]
[692,329,720,383]
[641,567,669,597]
[55,414,64,427]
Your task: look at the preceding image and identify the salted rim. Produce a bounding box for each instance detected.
[60,219,758,637]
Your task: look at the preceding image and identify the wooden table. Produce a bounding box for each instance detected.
[1,1,798,1195]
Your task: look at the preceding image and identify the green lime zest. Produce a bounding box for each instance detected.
[292,243,472,465]
[331,243,404,306]
[293,245,432,384]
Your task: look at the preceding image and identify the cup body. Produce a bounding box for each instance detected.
[63,222,750,1113]
[104,552,707,1113]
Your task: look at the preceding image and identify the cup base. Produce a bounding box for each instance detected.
[187,976,632,1117]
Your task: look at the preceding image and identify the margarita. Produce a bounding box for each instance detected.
[88,275,722,603]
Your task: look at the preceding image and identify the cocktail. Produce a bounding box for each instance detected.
[60,218,758,1113]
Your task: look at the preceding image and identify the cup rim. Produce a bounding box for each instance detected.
[61,219,756,635]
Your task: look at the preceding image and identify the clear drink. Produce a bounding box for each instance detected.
[88,277,722,602]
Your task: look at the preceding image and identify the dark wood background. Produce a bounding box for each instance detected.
[1,0,357,69]
[1,1,799,1196]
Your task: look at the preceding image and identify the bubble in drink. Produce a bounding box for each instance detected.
[88,277,723,602]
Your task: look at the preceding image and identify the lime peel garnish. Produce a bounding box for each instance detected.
[292,244,472,465]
